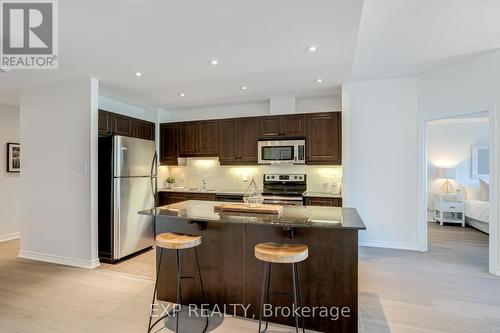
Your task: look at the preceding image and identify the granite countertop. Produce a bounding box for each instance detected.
[303,191,342,198]
[139,200,365,230]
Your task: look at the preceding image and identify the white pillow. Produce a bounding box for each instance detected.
[479,179,489,202]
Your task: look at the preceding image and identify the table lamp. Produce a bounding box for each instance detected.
[438,167,457,193]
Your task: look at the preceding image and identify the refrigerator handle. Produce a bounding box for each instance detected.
[150,150,157,177]
[151,151,158,205]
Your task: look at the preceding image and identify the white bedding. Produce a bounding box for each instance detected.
[465,199,489,223]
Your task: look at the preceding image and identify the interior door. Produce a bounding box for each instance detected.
[114,177,154,259]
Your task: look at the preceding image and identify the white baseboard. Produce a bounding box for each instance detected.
[18,250,100,269]
[359,239,418,251]
[0,232,20,243]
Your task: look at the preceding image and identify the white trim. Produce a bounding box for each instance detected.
[417,107,499,276]
[18,250,100,269]
[488,105,498,276]
[0,232,20,243]
[417,116,428,252]
[359,239,418,251]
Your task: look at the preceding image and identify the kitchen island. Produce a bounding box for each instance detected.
[140,200,365,333]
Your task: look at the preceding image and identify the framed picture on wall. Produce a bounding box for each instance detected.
[472,144,489,179]
[6,143,20,173]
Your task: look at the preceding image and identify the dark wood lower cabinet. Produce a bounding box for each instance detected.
[158,191,216,205]
[155,218,358,333]
[304,197,342,207]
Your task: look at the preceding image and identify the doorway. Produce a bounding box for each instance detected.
[417,108,498,275]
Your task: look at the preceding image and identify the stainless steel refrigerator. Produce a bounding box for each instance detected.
[98,135,157,263]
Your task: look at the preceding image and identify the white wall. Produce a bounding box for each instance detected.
[19,79,99,268]
[158,94,341,123]
[0,103,20,242]
[99,96,157,122]
[419,49,500,275]
[427,118,489,211]
[343,77,419,250]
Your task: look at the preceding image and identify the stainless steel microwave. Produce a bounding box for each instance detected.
[258,139,306,165]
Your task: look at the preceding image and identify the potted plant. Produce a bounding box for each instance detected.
[166,176,175,190]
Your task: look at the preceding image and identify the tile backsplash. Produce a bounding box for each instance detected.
[158,158,342,193]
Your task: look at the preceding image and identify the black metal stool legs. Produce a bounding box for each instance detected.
[147,245,208,333]
[194,247,209,333]
[258,262,305,333]
[294,263,306,333]
[175,248,208,333]
[175,249,182,333]
[258,262,271,333]
[148,248,169,333]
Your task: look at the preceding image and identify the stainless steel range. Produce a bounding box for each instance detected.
[262,173,306,206]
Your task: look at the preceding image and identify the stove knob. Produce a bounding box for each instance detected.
[294,175,298,179]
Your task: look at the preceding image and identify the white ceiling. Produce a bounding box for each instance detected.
[351,0,500,80]
[1,0,500,108]
[0,0,364,108]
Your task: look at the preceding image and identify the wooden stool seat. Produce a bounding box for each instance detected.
[155,232,202,250]
[255,242,308,264]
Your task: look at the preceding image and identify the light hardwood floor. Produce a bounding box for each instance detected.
[1,223,499,332]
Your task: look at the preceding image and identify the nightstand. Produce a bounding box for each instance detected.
[434,193,465,227]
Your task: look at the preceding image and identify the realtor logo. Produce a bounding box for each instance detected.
[1,0,58,69]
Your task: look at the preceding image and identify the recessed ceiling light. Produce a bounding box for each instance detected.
[135,72,142,77]
[210,59,219,65]
[307,45,318,52]
[315,78,323,83]
[0,66,12,73]
[179,93,186,97]
[241,86,248,90]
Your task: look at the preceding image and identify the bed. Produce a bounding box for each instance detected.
[465,199,489,234]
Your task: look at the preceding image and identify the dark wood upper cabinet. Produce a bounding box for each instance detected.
[283,115,305,137]
[218,119,238,164]
[160,111,341,165]
[218,117,260,165]
[306,112,341,165]
[134,120,155,140]
[112,114,134,137]
[260,114,305,137]
[237,117,260,163]
[178,122,198,155]
[260,116,283,137]
[159,124,178,165]
[98,111,111,135]
[99,110,155,141]
[197,121,219,155]
[178,121,219,157]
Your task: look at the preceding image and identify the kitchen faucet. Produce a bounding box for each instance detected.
[202,178,208,190]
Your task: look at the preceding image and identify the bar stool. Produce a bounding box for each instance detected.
[148,232,208,333]
[255,242,308,333]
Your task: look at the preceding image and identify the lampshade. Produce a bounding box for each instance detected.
[437,167,457,180]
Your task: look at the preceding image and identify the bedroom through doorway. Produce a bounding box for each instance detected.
[425,113,490,271]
